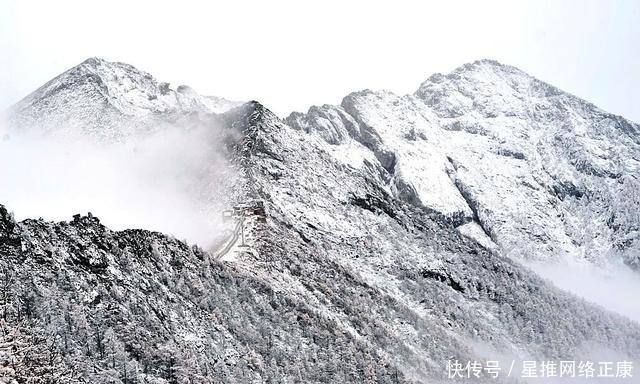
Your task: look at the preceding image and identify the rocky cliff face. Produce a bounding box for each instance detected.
[2,58,640,383]
[287,59,640,271]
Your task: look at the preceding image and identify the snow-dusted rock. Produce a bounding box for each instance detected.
[289,59,640,271]
[7,57,242,140]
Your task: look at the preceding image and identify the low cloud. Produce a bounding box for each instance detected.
[525,258,640,323]
[0,122,235,248]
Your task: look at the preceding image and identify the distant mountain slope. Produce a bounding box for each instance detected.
[7,58,241,139]
[287,59,640,271]
[242,102,640,374]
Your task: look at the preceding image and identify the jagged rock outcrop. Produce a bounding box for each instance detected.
[287,60,640,271]
[242,102,640,371]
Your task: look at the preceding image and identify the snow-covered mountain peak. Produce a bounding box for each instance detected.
[7,58,242,139]
[15,57,175,115]
[416,59,547,120]
[286,59,640,275]
[421,59,515,85]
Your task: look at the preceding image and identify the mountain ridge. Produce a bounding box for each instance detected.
[286,58,640,269]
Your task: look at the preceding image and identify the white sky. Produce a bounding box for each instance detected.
[1,0,638,121]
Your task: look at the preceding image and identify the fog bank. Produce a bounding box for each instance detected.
[0,123,234,248]
[526,258,640,323]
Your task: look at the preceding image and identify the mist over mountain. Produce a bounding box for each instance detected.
[1,58,639,383]
[2,58,248,248]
